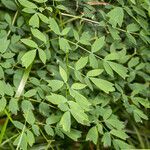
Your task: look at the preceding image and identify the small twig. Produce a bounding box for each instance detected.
[61,12,100,25]
[86,1,110,6]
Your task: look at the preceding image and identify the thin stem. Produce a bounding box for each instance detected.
[86,1,110,6]
[61,12,100,25]
[67,39,103,60]
[16,120,27,150]
[7,11,18,37]
[65,52,69,98]
[61,13,139,35]
[0,134,18,147]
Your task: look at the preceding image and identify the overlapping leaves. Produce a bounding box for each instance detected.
[0,0,149,149]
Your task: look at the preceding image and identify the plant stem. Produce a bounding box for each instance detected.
[7,11,18,37]
[67,39,103,60]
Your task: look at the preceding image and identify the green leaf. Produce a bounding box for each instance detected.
[71,83,87,90]
[46,93,67,105]
[134,108,148,121]
[56,5,69,12]
[68,101,89,125]
[49,18,60,35]
[9,98,19,115]
[0,97,7,112]
[33,0,47,3]
[103,61,114,77]
[1,0,17,10]
[108,26,121,40]
[133,97,150,108]
[75,56,88,70]
[59,66,68,83]
[97,123,103,134]
[24,110,35,125]
[132,6,146,18]
[127,23,139,32]
[38,13,49,24]
[108,61,128,79]
[21,39,38,48]
[59,111,71,132]
[74,70,83,82]
[0,66,4,79]
[26,130,35,146]
[58,103,69,112]
[113,139,133,149]
[0,37,10,53]
[21,100,34,112]
[13,121,24,130]
[102,132,111,147]
[13,133,27,150]
[5,83,14,96]
[18,0,38,8]
[129,0,136,4]
[104,53,119,61]
[126,33,137,45]
[86,126,98,144]
[5,13,12,25]
[89,53,98,69]
[84,77,93,91]
[38,49,47,64]
[103,109,112,120]
[87,69,104,77]
[61,27,71,36]
[29,14,39,28]
[79,32,91,45]
[110,129,128,140]
[46,115,60,125]
[105,117,125,130]
[63,129,81,141]
[59,38,71,53]
[32,125,40,136]
[128,57,139,68]
[44,125,54,136]
[21,50,37,68]
[107,7,124,27]
[73,29,80,41]
[31,28,46,43]
[24,89,37,97]
[90,78,115,94]
[70,90,91,111]
[39,102,50,117]
[47,80,64,91]
[91,36,105,52]
[22,8,36,14]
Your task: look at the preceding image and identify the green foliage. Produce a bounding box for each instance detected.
[0,0,149,149]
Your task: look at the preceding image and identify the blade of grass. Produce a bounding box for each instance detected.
[133,125,145,149]
[15,65,32,98]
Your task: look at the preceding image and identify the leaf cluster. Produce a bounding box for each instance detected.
[0,0,150,149]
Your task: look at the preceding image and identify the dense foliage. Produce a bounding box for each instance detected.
[0,0,150,149]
